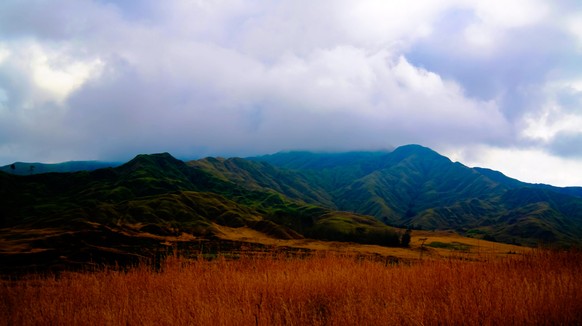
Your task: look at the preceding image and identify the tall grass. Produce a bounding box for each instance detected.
[2,250,581,325]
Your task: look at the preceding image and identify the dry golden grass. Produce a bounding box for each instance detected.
[2,249,581,325]
[0,224,527,263]
[215,225,530,260]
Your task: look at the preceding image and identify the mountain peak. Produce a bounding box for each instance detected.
[389,145,450,165]
[392,144,439,156]
[118,152,187,175]
[125,152,181,165]
[133,152,176,160]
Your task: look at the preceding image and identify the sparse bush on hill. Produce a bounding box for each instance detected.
[400,228,411,247]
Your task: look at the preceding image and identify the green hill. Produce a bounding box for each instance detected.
[0,152,404,272]
[249,145,582,246]
[2,144,582,272]
[188,157,335,207]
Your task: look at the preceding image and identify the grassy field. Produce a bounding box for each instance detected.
[2,248,580,325]
[214,225,531,260]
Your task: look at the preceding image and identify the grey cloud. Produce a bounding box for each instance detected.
[60,43,508,162]
[0,0,580,170]
[548,132,582,158]
[0,1,119,40]
[407,21,573,119]
[556,88,582,114]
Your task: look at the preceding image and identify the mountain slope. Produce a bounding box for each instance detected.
[3,143,582,267]
[473,167,582,198]
[249,145,582,246]
[188,157,335,207]
[332,146,505,224]
[0,152,405,270]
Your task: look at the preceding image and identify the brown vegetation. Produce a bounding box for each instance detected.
[2,250,581,325]
[214,226,531,260]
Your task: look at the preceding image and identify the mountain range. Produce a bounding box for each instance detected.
[2,144,581,271]
[254,146,582,244]
[0,160,120,175]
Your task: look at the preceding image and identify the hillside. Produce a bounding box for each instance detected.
[2,144,582,272]
[0,153,403,272]
[246,145,582,245]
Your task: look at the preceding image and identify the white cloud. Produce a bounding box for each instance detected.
[471,0,549,28]
[393,56,453,95]
[463,23,497,50]
[521,103,582,143]
[461,0,549,53]
[450,145,582,187]
[337,0,449,47]
[0,44,9,64]
[0,0,580,187]
[565,14,582,50]
[29,45,104,102]
[571,80,582,92]
[518,78,582,152]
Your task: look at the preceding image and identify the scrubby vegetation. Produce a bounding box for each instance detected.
[2,250,581,325]
[3,148,582,281]
[0,151,406,272]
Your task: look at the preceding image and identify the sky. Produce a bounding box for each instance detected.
[0,0,581,186]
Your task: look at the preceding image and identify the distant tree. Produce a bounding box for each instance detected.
[29,165,35,175]
[10,164,15,172]
[401,228,412,247]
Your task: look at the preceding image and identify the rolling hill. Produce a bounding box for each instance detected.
[2,144,582,272]
[0,152,403,272]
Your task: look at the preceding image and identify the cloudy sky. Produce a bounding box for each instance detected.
[0,0,581,186]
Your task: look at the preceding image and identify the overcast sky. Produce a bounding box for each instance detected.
[0,0,581,186]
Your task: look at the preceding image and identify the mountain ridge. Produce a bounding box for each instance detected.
[0,160,121,175]
[2,144,582,252]
[243,145,582,245]
[1,150,408,272]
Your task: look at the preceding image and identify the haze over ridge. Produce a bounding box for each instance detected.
[0,1,581,186]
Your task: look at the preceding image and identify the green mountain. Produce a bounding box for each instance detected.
[246,145,582,246]
[188,157,335,207]
[2,144,582,272]
[0,152,403,272]
[473,167,582,198]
